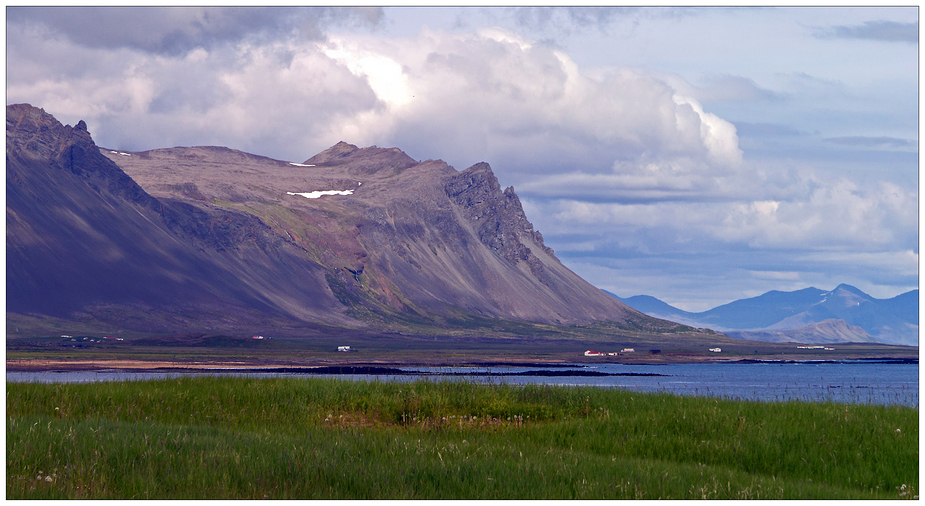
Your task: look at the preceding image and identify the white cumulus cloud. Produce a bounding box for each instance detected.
[9,25,747,175]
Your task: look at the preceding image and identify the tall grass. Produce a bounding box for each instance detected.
[7,376,918,499]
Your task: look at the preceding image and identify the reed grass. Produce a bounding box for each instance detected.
[7,376,918,499]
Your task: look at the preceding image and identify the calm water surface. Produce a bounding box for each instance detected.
[7,361,918,407]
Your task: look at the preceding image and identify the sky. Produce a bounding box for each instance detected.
[6,6,919,311]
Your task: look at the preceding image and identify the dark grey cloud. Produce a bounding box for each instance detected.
[510,6,636,30]
[504,6,643,41]
[7,6,384,55]
[817,20,918,44]
[509,6,743,37]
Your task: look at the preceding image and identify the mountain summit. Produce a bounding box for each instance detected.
[8,104,679,335]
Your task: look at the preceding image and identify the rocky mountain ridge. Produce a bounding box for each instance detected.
[8,104,685,336]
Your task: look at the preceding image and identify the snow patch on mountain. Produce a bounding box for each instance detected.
[287,190,353,199]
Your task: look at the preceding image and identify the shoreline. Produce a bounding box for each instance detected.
[6,354,917,374]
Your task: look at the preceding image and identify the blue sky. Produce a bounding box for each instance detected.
[6,6,918,311]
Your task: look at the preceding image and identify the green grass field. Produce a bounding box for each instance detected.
[6,377,918,499]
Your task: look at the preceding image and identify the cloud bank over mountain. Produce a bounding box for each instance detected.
[8,19,740,174]
[7,7,917,311]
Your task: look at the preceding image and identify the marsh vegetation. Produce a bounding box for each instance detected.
[7,377,918,499]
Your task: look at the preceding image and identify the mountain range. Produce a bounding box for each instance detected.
[8,103,693,338]
[611,285,918,346]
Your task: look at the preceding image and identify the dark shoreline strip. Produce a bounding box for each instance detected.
[731,358,918,365]
[222,366,669,377]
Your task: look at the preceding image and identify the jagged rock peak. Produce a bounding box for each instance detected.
[7,103,89,136]
[7,103,51,123]
[446,162,501,198]
[446,161,555,273]
[460,161,497,181]
[464,161,493,173]
[6,103,94,161]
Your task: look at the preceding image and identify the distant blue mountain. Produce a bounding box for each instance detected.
[885,290,920,325]
[609,294,694,319]
[696,287,828,329]
[609,285,918,346]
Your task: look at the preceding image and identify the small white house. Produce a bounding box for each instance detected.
[338,346,351,352]
[621,348,635,353]
[709,348,722,353]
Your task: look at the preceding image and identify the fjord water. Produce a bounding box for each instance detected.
[8,361,917,408]
[407,361,919,407]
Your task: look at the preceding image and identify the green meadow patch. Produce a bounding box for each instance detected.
[7,376,918,499]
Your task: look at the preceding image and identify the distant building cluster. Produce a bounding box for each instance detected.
[584,347,726,356]
[59,335,123,347]
[583,348,636,357]
[797,345,835,350]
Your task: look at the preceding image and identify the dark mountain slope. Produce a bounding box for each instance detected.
[7,104,349,330]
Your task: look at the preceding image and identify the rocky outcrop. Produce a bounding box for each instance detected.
[305,141,418,176]
[302,140,359,164]
[446,162,554,284]
[7,104,158,210]
[7,105,281,256]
